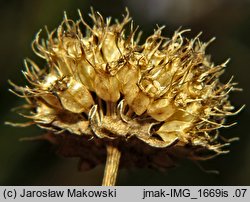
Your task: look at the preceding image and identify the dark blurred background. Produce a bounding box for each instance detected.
[0,0,249,185]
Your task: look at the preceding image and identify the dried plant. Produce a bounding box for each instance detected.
[7,8,243,185]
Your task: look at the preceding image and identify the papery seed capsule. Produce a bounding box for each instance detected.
[57,77,94,113]
[123,83,140,106]
[94,74,120,102]
[130,91,151,115]
[34,101,57,124]
[118,65,139,93]
[41,94,63,110]
[157,120,191,142]
[147,98,175,121]
[78,61,96,91]
[102,32,123,62]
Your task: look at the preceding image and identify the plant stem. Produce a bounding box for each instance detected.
[102,144,121,186]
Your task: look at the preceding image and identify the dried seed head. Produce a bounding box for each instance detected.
[8,9,243,172]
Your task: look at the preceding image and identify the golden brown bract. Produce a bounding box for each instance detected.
[8,8,243,185]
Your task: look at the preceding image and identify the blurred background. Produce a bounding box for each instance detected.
[0,0,249,185]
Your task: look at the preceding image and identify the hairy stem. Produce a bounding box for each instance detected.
[102,144,121,186]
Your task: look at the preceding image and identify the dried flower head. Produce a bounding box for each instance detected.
[7,9,243,185]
